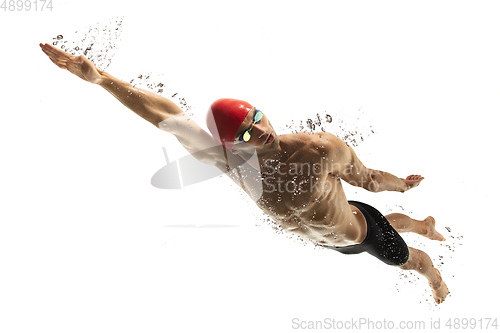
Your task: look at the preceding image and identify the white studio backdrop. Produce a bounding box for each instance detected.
[0,1,498,332]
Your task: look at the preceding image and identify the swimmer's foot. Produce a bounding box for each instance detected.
[423,216,446,241]
[429,272,449,304]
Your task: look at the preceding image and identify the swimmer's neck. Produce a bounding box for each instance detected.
[235,136,288,172]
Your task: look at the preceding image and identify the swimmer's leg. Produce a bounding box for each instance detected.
[385,213,445,241]
[400,247,449,304]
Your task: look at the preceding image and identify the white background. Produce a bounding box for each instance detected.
[1,0,499,332]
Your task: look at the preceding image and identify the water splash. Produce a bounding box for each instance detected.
[129,72,194,117]
[51,16,124,71]
[280,106,375,147]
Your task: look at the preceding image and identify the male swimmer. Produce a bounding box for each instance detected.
[40,42,449,304]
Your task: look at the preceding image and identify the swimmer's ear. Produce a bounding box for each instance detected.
[231,144,257,160]
[230,145,249,156]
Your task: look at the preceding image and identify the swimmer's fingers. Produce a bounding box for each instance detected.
[46,53,68,70]
[406,175,424,182]
[402,175,424,191]
[39,42,102,84]
[40,43,70,69]
[40,43,73,61]
[40,43,84,68]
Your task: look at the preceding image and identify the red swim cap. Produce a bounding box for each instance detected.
[206,98,254,150]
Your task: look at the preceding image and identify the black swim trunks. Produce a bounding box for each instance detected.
[322,201,410,266]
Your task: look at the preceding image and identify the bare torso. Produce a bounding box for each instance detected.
[236,132,367,247]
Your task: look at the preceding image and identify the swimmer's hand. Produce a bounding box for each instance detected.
[39,43,103,84]
[401,175,424,191]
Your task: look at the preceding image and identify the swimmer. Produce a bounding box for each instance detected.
[39,42,449,304]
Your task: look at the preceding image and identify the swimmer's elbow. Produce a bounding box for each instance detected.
[358,170,384,193]
[363,170,405,193]
[341,167,375,191]
[367,171,381,192]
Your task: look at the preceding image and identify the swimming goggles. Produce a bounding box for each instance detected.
[236,110,263,142]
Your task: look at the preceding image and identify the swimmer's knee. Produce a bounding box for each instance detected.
[399,260,414,270]
[399,248,416,270]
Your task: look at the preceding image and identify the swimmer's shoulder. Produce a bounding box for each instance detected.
[279,132,348,161]
[279,131,343,144]
[279,131,348,151]
[299,132,348,153]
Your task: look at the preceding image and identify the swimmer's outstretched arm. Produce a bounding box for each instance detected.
[322,133,424,193]
[39,42,234,169]
[39,43,182,126]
